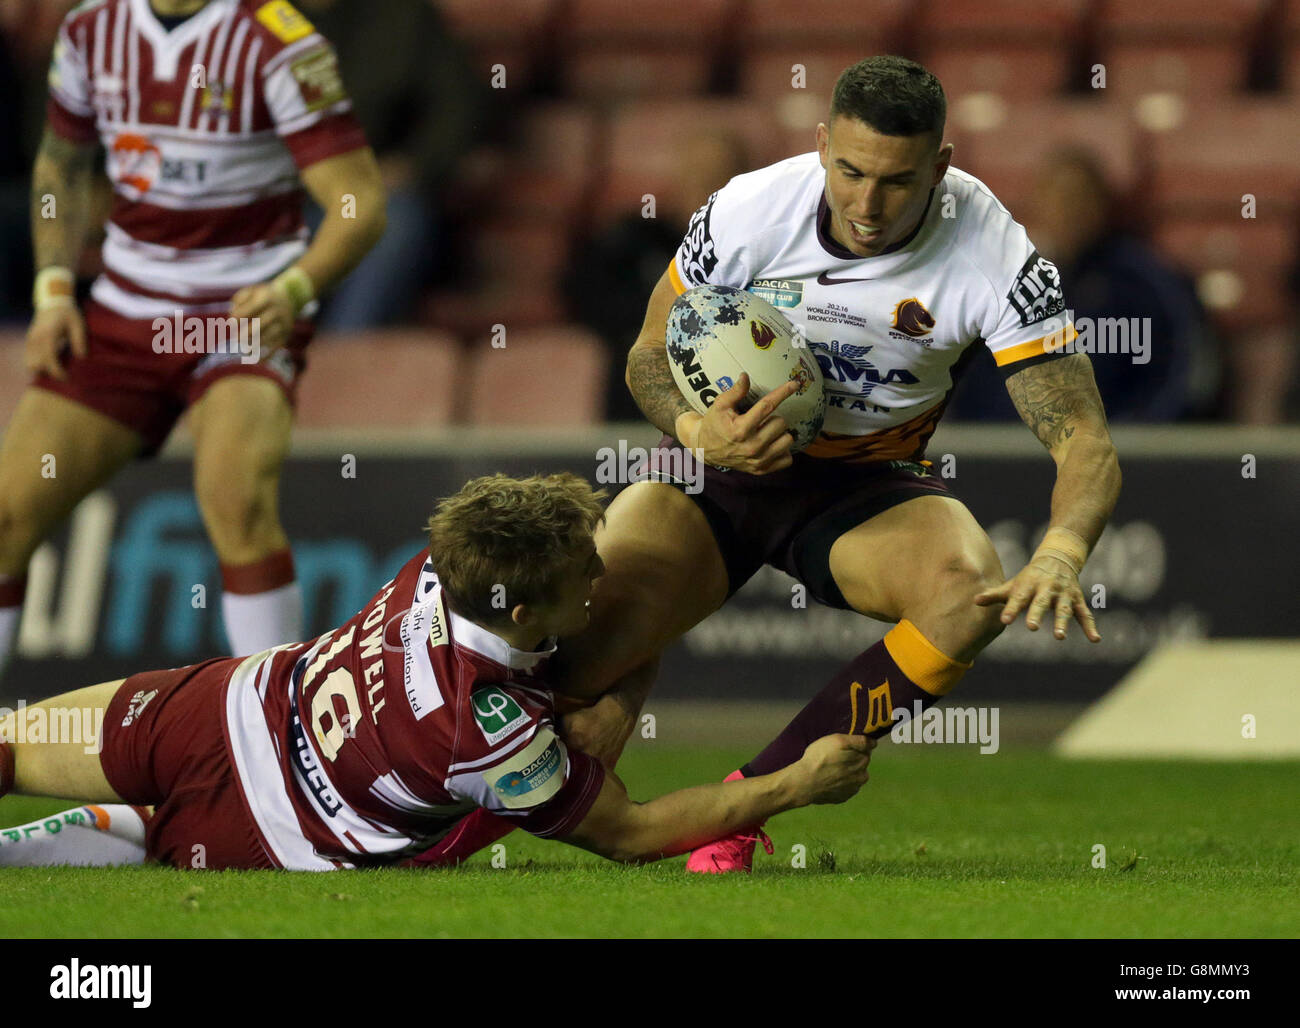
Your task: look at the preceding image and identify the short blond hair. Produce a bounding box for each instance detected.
[426,472,606,626]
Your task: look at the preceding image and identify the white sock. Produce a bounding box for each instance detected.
[222,581,303,656]
[0,604,20,678]
[0,804,148,866]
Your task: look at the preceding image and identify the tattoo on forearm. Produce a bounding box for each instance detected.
[31,129,96,270]
[627,344,692,436]
[1006,354,1109,452]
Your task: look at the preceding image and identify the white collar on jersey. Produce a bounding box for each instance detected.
[446,606,557,674]
[131,0,237,79]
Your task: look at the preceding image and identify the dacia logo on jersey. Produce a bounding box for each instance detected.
[493,741,563,799]
[680,191,720,286]
[889,297,935,339]
[486,730,567,809]
[813,340,920,397]
[748,278,803,309]
[1008,250,1066,327]
[472,687,530,746]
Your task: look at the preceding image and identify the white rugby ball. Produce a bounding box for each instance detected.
[666,284,826,451]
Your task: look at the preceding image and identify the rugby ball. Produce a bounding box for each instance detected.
[666,285,826,451]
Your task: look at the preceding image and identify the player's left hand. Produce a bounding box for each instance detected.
[561,693,637,771]
[973,554,1101,642]
[230,283,294,356]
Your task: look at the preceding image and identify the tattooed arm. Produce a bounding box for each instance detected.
[26,128,98,379]
[974,353,1122,641]
[1005,353,1122,548]
[626,269,695,437]
[31,127,97,274]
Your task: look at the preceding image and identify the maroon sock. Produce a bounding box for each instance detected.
[741,620,971,778]
[0,741,14,798]
[0,575,27,607]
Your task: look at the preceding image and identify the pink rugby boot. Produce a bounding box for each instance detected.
[685,770,775,874]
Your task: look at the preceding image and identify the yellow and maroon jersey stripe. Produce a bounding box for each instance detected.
[993,323,1078,368]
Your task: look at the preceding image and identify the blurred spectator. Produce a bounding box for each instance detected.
[1229,254,1300,424]
[0,22,31,321]
[951,147,1219,423]
[563,131,750,421]
[0,0,74,321]
[299,0,483,329]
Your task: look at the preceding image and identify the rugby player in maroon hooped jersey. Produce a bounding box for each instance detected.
[0,0,386,679]
[0,474,873,870]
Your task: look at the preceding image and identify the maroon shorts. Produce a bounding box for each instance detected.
[637,435,955,609]
[33,298,311,456]
[100,658,275,869]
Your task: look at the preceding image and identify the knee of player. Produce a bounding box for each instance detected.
[0,495,46,568]
[932,556,999,601]
[931,562,1007,643]
[194,473,277,536]
[968,599,1008,646]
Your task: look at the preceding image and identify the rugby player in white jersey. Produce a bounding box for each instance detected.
[0,473,873,870]
[0,0,386,679]
[538,55,1122,872]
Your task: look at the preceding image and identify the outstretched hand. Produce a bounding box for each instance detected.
[974,554,1101,642]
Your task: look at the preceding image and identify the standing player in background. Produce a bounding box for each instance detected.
[0,0,386,678]
[542,56,1123,871]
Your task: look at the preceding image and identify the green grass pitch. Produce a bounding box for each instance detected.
[2,745,1296,939]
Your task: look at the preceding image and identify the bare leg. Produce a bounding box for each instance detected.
[2,680,127,801]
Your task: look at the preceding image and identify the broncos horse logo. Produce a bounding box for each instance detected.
[750,319,776,349]
[891,298,935,338]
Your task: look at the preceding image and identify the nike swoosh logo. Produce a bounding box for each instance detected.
[817,271,873,285]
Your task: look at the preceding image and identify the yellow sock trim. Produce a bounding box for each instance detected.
[882,619,972,697]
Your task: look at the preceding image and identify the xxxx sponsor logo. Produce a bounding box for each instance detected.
[848,679,894,734]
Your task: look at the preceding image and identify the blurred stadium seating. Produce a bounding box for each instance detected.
[462,325,609,424]
[423,0,1298,426]
[294,330,462,428]
[2,0,1297,426]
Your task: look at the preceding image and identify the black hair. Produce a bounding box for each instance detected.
[830,56,946,140]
